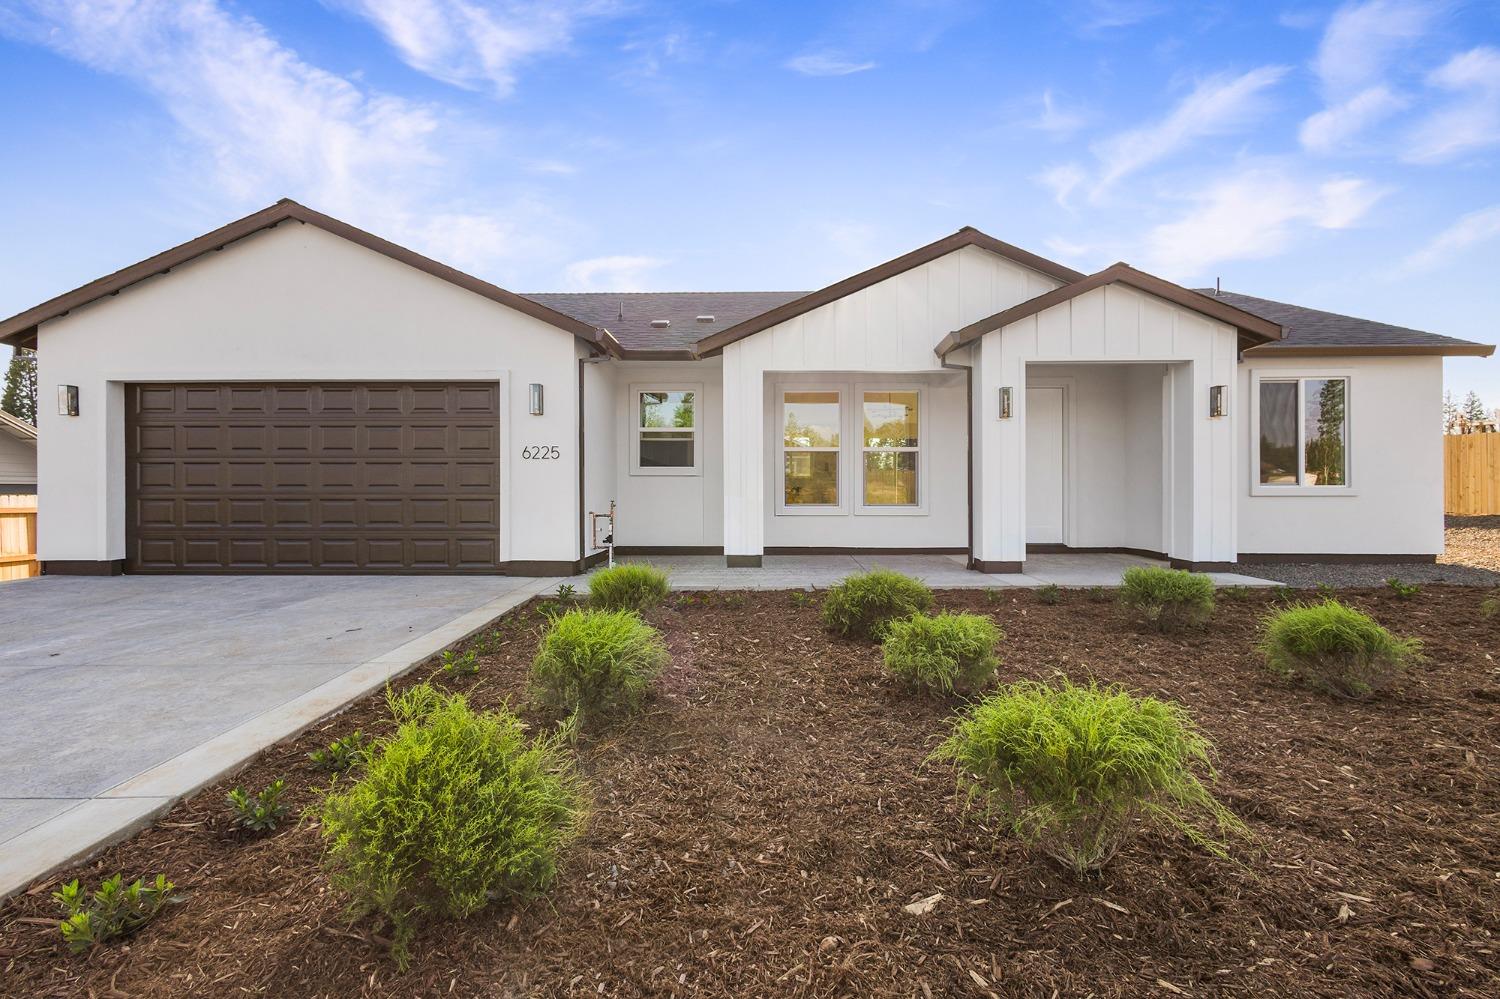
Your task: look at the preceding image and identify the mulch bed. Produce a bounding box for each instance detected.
[1444,516,1500,574]
[2,587,1498,998]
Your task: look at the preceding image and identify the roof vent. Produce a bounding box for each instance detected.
[650,319,671,328]
[696,314,715,323]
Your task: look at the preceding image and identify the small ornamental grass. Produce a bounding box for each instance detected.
[318,685,586,968]
[1258,599,1422,699]
[882,613,1002,694]
[1118,566,1215,633]
[531,609,668,720]
[931,680,1243,874]
[587,563,669,612]
[821,569,934,641]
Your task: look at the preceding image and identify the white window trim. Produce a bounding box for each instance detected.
[776,384,848,516]
[1248,369,1356,497]
[854,382,928,517]
[630,382,701,477]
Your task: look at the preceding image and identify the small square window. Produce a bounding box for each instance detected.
[632,387,699,475]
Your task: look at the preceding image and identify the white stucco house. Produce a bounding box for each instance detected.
[0,200,1490,576]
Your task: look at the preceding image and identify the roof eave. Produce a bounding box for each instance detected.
[1242,342,1495,358]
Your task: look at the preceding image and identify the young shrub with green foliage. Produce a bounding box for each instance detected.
[308,731,371,773]
[1035,583,1062,605]
[226,779,288,834]
[55,874,179,954]
[932,680,1243,873]
[882,613,1002,694]
[587,563,670,612]
[1484,590,1499,620]
[821,568,934,640]
[1385,577,1421,599]
[319,685,586,968]
[1258,599,1422,699]
[441,647,480,676]
[530,608,668,719]
[1118,566,1215,633]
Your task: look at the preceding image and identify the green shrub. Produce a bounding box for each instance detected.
[587,563,669,612]
[1258,600,1422,699]
[308,732,371,773]
[1483,590,1499,619]
[1035,584,1062,605]
[1118,566,1215,632]
[932,680,1242,873]
[882,613,1002,694]
[319,685,586,968]
[556,582,577,601]
[55,874,179,954]
[821,569,934,640]
[1385,577,1421,599]
[441,648,480,676]
[531,609,668,719]
[226,779,288,834]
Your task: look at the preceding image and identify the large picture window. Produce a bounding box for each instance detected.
[1258,377,1348,488]
[633,387,698,475]
[782,390,841,506]
[861,390,919,506]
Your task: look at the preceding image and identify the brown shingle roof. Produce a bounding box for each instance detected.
[525,291,807,354]
[1199,290,1494,357]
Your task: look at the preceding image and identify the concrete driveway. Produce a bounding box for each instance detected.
[0,573,558,897]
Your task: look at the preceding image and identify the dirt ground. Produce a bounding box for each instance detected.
[1444,515,1500,573]
[2,587,1497,998]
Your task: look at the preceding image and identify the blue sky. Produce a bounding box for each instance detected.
[1,0,1498,402]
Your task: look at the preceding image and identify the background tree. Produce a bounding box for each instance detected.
[1442,390,1460,434]
[1,348,37,424]
[1461,390,1488,427]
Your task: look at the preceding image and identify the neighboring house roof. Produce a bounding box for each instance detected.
[1199,290,1495,357]
[0,200,611,354]
[690,227,1088,358]
[527,291,807,356]
[0,410,37,442]
[935,262,1285,356]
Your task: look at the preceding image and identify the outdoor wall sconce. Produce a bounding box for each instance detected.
[529,383,544,416]
[57,384,79,417]
[1209,384,1227,418]
[999,386,1013,419]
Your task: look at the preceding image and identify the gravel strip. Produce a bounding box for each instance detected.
[1233,516,1500,588]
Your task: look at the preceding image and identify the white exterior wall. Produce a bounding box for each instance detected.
[721,245,1061,556]
[1237,354,1444,556]
[609,360,725,549]
[581,352,618,558]
[979,284,1239,566]
[0,431,36,488]
[34,221,584,565]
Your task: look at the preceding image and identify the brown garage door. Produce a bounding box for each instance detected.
[126,382,501,572]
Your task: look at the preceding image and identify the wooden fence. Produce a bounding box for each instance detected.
[0,494,38,582]
[1444,433,1500,516]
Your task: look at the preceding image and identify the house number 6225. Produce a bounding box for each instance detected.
[521,445,561,460]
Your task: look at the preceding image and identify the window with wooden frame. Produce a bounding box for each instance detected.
[860,390,919,507]
[632,386,699,475]
[781,389,841,507]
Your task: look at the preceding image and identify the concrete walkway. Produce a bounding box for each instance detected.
[0,574,561,899]
[564,552,1277,591]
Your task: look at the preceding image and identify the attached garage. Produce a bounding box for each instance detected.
[126,381,502,572]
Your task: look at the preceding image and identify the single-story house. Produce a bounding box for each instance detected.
[0,200,1491,575]
[0,410,37,494]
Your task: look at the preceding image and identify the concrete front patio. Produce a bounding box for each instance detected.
[565,552,1276,590]
[0,573,562,898]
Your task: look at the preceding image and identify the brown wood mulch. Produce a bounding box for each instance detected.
[1444,516,1500,573]
[2,587,1497,998]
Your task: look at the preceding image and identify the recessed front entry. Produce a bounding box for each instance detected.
[1025,385,1066,544]
[124,381,501,572]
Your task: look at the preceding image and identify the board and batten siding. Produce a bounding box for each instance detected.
[34,220,584,567]
[721,245,1063,556]
[977,283,1240,566]
[0,431,36,489]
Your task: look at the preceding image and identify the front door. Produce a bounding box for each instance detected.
[1026,386,1065,544]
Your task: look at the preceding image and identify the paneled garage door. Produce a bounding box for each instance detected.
[126,382,501,572]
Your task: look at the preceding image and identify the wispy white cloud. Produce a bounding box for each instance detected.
[784,51,877,77]
[1075,0,1166,35]
[328,0,616,97]
[1404,46,1500,163]
[1399,203,1500,271]
[0,0,543,273]
[1140,165,1389,278]
[1312,0,1440,97]
[563,254,666,291]
[1300,84,1408,152]
[1027,89,1087,139]
[1036,164,1086,209]
[1088,66,1289,195]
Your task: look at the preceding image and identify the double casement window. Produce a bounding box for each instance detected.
[779,385,923,513]
[1255,375,1350,490]
[632,386,699,475]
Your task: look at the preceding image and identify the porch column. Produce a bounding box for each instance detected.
[1164,359,1237,569]
[721,343,764,567]
[974,343,1026,572]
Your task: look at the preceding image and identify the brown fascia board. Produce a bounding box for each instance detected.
[0,199,618,356]
[692,227,1086,358]
[1242,342,1495,358]
[934,262,1284,357]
